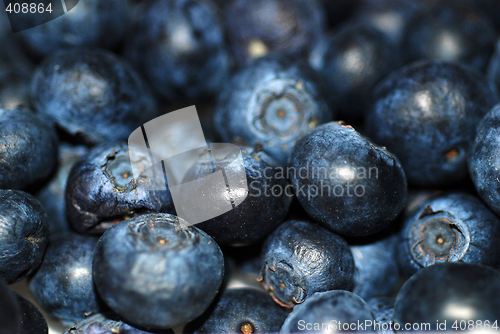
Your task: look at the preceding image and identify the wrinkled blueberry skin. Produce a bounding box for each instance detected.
[394,262,500,331]
[125,0,230,102]
[0,279,21,334]
[92,214,224,329]
[65,142,173,234]
[18,0,129,59]
[183,147,291,246]
[31,48,157,144]
[224,0,326,65]
[29,232,103,323]
[367,297,395,334]
[350,234,400,300]
[260,220,354,308]
[364,60,498,187]
[403,4,497,72]
[15,292,48,334]
[397,192,500,278]
[214,56,332,166]
[290,122,407,236]
[280,290,375,333]
[0,190,49,284]
[311,24,402,122]
[37,144,88,234]
[469,104,500,215]
[186,288,289,334]
[0,108,58,190]
[63,313,169,334]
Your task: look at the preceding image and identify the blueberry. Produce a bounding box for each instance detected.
[18,0,129,59]
[397,192,500,277]
[394,262,500,331]
[364,60,498,187]
[311,24,402,122]
[65,142,173,234]
[0,279,21,334]
[92,213,224,329]
[213,56,332,166]
[260,220,354,308]
[0,190,49,284]
[15,292,48,334]
[125,0,230,102]
[31,48,158,144]
[224,0,326,65]
[180,146,291,246]
[290,122,407,236]
[0,108,58,190]
[350,233,400,301]
[29,232,103,324]
[367,297,395,334]
[280,290,375,333]
[403,3,497,72]
[469,103,500,215]
[63,313,165,334]
[186,288,290,333]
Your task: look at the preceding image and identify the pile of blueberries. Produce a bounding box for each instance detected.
[3,0,500,333]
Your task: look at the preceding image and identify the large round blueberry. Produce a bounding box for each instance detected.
[364,60,498,187]
[290,122,407,236]
[31,48,157,144]
[63,313,168,334]
[260,220,354,308]
[0,190,49,284]
[186,288,289,333]
[0,108,58,190]
[92,213,224,329]
[180,146,291,246]
[394,262,500,331]
[397,192,500,277]
[17,0,129,59]
[125,0,230,102]
[15,292,48,334]
[214,56,332,166]
[0,279,21,334]
[224,0,326,65]
[65,142,173,234]
[29,232,103,324]
[280,290,375,333]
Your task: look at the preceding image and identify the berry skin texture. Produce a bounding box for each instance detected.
[92,213,224,329]
[213,56,332,167]
[0,190,49,284]
[394,262,500,331]
[260,220,354,308]
[367,297,395,334]
[0,108,58,190]
[0,279,21,334]
[280,290,375,333]
[63,313,166,334]
[15,292,48,334]
[397,192,500,278]
[31,48,157,145]
[186,288,290,333]
[469,104,500,216]
[364,60,498,187]
[290,121,407,237]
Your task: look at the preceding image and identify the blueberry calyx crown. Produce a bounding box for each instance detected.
[258,261,306,308]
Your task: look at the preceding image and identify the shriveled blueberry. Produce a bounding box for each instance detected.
[280,290,375,333]
[290,122,407,236]
[180,146,291,246]
[18,0,129,59]
[125,0,230,102]
[364,60,498,187]
[0,279,21,334]
[213,56,332,166]
[15,292,48,334]
[224,0,326,65]
[0,108,58,190]
[397,192,500,277]
[92,214,224,329]
[260,220,354,308]
[367,297,395,334]
[186,288,289,333]
[394,263,500,331]
[63,313,168,334]
[0,190,49,284]
[65,142,173,234]
[31,48,157,144]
